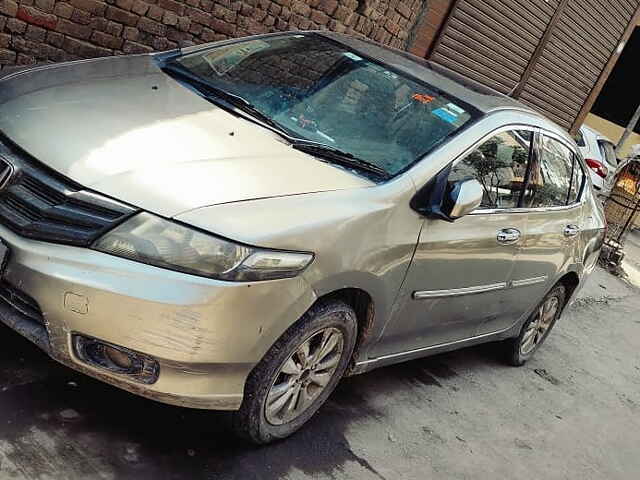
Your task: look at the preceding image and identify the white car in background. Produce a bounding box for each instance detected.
[576,125,618,192]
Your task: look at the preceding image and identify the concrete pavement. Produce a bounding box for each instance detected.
[621,229,640,286]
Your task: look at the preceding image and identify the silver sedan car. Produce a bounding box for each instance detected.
[0,32,605,444]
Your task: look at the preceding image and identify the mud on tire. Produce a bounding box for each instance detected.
[504,284,566,367]
[232,299,357,444]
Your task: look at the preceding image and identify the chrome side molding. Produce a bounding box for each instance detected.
[413,282,507,299]
[512,275,548,287]
[413,275,549,300]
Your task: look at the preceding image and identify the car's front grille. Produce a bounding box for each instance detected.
[0,134,137,246]
[0,281,44,325]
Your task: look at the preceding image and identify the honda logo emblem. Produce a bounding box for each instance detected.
[0,157,14,190]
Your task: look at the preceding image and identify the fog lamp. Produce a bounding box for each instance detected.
[72,334,159,384]
[104,345,134,370]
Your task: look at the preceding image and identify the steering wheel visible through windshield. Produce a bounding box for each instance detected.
[170,33,476,177]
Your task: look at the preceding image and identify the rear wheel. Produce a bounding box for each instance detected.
[505,284,566,366]
[232,300,357,444]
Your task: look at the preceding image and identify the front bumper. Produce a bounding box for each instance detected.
[0,225,315,410]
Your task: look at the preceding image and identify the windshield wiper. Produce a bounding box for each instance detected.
[161,62,286,133]
[291,141,390,180]
[162,63,390,180]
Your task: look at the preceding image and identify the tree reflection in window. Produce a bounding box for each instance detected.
[449,130,531,209]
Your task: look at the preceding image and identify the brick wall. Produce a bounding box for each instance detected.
[0,0,429,71]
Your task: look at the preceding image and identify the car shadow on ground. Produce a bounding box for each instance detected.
[0,324,507,480]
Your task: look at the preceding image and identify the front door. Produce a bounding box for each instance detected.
[372,128,535,358]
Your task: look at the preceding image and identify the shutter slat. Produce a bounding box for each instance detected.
[438,38,522,83]
[525,76,583,114]
[457,1,543,51]
[430,0,639,128]
[464,0,549,35]
[431,0,552,96]
[531,61,590,101]
[567,1,626,39]
[450,10,536,56]
[431,47,515,93]
[430,53,513,94]
[444,17,530,69]
[519,91,574,127]
[518,0,638,126]
[541,43,601,86]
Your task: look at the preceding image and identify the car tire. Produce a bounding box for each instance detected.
[504,284,566,366]
[232,299,358,444]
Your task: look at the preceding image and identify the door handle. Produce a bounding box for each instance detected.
[564,224,580,237]
[497,228,521,244]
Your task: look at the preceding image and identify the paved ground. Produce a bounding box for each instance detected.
[0,266,639,480]
[622,230,640,285]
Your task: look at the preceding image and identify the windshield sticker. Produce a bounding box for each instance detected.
[203,40,270,75]
[432,106,459,124]
[343,52,363,61]
[412,93,436,104]
[446,103,466,114]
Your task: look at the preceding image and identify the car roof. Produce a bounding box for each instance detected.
[319,32,540,116]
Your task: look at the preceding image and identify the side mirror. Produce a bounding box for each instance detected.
[444,179,483,220]
[410,167,484,222]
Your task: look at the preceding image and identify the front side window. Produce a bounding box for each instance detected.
[524,135,575,208]
[448,130,532,209]
[167,34,478,177]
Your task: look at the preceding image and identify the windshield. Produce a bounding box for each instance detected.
[170,34,477,176]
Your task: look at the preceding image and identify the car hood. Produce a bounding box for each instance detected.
[0,55,372,217]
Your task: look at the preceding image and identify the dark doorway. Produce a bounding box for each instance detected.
[592,27,640,133]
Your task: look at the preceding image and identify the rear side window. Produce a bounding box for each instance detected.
[448,130,532,209]
[567,154,586,204]
[525,135,575,208]
[598,140,617,168]
[574,130,586,147]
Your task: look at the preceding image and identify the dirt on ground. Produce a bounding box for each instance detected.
[0,265,639,480]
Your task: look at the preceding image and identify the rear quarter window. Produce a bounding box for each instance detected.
[568,154,586,204]
[597,140,617,168]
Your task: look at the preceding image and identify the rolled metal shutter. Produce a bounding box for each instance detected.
[429,0,560,95]
[518,0,640,129]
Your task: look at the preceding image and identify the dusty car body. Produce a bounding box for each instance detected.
[0,32,605,443]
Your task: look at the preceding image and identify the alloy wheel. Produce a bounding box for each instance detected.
[520,295,559,355]
[265,327,344,426]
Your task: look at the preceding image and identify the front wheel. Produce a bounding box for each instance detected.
[504,284,566,366]
[232,300,357,444]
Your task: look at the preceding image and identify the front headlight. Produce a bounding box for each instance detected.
[92,213,313,281]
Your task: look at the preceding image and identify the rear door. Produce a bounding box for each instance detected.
[503,132,585,324]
